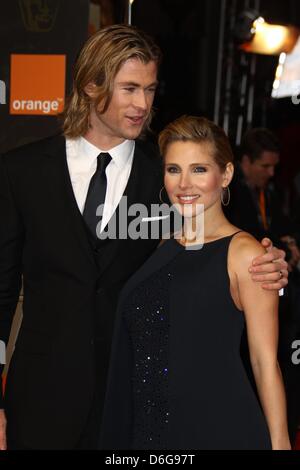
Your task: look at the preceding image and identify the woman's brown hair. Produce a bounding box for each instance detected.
[158,115,234,171]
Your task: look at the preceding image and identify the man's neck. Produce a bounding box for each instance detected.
[83,130,126,151]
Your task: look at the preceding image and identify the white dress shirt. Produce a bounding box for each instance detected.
[66,136,135,232]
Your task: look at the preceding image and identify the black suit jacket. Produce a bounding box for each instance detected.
[225,166,294,243]
[0,134,162,449]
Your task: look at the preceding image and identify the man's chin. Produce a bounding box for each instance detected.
[123,128,144,140]
[125,120,148,138]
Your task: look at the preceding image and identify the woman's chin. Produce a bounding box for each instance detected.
[171,203,198,218]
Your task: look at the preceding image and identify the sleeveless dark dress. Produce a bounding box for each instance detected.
[100,234,272,450]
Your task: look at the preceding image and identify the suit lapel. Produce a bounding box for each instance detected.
[43,135,97,270]
[94,141,145,279]
[43,136,162,280]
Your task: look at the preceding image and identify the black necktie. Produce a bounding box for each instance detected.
[83,152,112,238]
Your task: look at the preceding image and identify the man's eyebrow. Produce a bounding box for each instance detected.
[118,81,158,88]
[147,81,159,87]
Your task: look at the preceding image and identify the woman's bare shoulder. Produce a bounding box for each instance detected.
[229,231,265,270]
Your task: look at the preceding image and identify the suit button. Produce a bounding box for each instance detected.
[96,287,104,295]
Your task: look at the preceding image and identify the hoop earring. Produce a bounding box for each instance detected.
[159,186,167,204]
[221,186,230,206]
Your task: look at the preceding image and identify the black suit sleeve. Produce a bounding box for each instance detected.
[0,156,24,408]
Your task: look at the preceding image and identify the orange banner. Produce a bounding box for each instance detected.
[10,54,66,115]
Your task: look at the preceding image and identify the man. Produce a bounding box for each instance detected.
[0,26,288,450]
[226,128,300,269]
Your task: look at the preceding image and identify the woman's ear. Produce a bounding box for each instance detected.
[222,162,234,187]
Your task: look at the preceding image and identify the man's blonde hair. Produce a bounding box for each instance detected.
[62,24,161,138]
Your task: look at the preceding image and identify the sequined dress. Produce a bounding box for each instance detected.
[100,235,272,450]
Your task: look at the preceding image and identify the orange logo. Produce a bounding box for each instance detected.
[10,54,66,115]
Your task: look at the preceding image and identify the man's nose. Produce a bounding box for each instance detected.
[133,90,147,110]
[268,166,275,178]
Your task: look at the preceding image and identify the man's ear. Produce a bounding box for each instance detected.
[84,82,98,98]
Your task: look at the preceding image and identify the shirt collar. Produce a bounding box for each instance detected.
[107,139,135,169]
[78,136,134,169]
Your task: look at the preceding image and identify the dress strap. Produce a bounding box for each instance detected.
[229,230,245,240]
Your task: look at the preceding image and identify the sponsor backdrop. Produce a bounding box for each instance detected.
[0,0,89,153]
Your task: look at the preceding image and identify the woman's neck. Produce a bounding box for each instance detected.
[182,206,233,245]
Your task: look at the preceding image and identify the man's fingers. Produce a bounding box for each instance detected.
[253,250,286,264]
[252,251,278,266]
[254,244,286,265]
[251,270,289,283]
[250,261,288,274]
[0,411,7,451]
[252,241,289,289]
[251,256,288,270]
[0,438,7,450]
[261,278,288,290]
[0,428,7,451]
[261,237,272,249]
[275,248,286,259]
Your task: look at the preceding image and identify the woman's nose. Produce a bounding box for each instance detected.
[179,173,193,189]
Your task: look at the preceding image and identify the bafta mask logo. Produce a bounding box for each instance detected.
[19,0,60,32]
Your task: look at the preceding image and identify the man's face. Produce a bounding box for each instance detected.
[90,58,158,147]
[245,151,280,189]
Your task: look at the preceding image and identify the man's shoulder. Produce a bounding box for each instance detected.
[3,134,64,158]
[134,139,161,171]
[135,139,159,159]
[1,134,65,169]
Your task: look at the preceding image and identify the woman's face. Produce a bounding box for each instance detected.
[164,140,232,218]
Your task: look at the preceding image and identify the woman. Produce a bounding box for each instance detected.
[100,116,290,450]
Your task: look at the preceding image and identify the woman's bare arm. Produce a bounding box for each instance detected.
[229,233,291,450]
